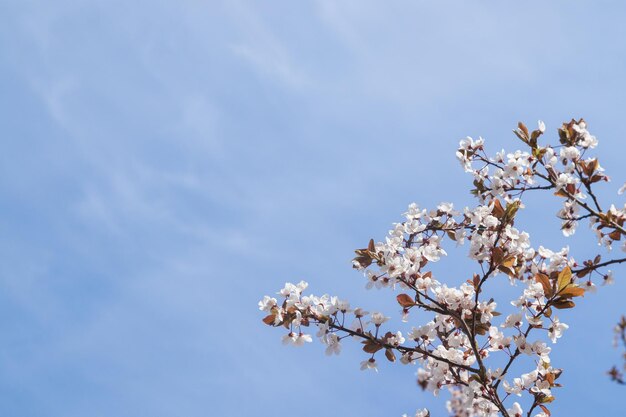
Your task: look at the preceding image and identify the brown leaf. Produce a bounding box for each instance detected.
[513,129,527,143]
[534,273,552,298]
[589,174,606,184]
[492,199,505,219]
[498,265,516,277]
[262,314,276,325]
[559,285,585,298]
[368,238,376,252]
[557,267,572,292]
[576,267,591,278]
[363,341,383,354]
[385,348,396,362]
[609,230,622,241]
[499,257,518,277]
[530,129,542,146]
[552,299,576,309]
[491,247,504,265]
[539,404,552,416]
[353,255,373,269]
[397,293,416,307]
[501,256,516,269]
[518,122,529,138]
[475,323,490,336]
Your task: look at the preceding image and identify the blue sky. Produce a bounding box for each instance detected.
[1,1,625,416]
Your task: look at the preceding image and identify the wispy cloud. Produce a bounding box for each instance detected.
[227,1,309,88]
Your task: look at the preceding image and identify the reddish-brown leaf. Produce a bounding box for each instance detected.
[559,286,585,298]
[534,273,552,298]
[544,306,553,318]
[498,265,516,277]
[363,341,383,354]
[609,230,622,241]
[491,247,504,265]
[397,294,416,307]
[385,348,396,362]
[492,199,505,219]
[552,299,576,309]
[576,267,591,278]
[518,122,529,138]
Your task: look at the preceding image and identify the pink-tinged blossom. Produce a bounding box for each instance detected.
[403,409,429,417]
[405,203,425,220]
[582,280,597,294]
[548,317,569,343]
[437,202,456,215]
[324,334,341,356]
[282,332,312,346]
[526,314,543,327]
[488,327,511,351]
[543,147,557,168]
[555,173,577,191]
[502,313,523,329]
[422,241,447,262]
[388,331,405,346]
[507,402,523,417]
[521,282,545,303]
[382,255,407,278]
[561,221,577,237]
[560,146,580,161]
[531,378,552,396]
[409,322,437,344]
[370,312,390,326]
[514,335,533,355]
[477,300,497,324]
[258,295,277,312]
[572,120,598,148]
[360,358,378,372]
[532,341,552,362]
[538,120,546,133]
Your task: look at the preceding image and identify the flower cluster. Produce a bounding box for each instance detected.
[260,120,625,417]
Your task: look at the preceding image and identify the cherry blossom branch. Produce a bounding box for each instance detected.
[575,257,626,272]
[322,320,481,373]
[260,118,625,417]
